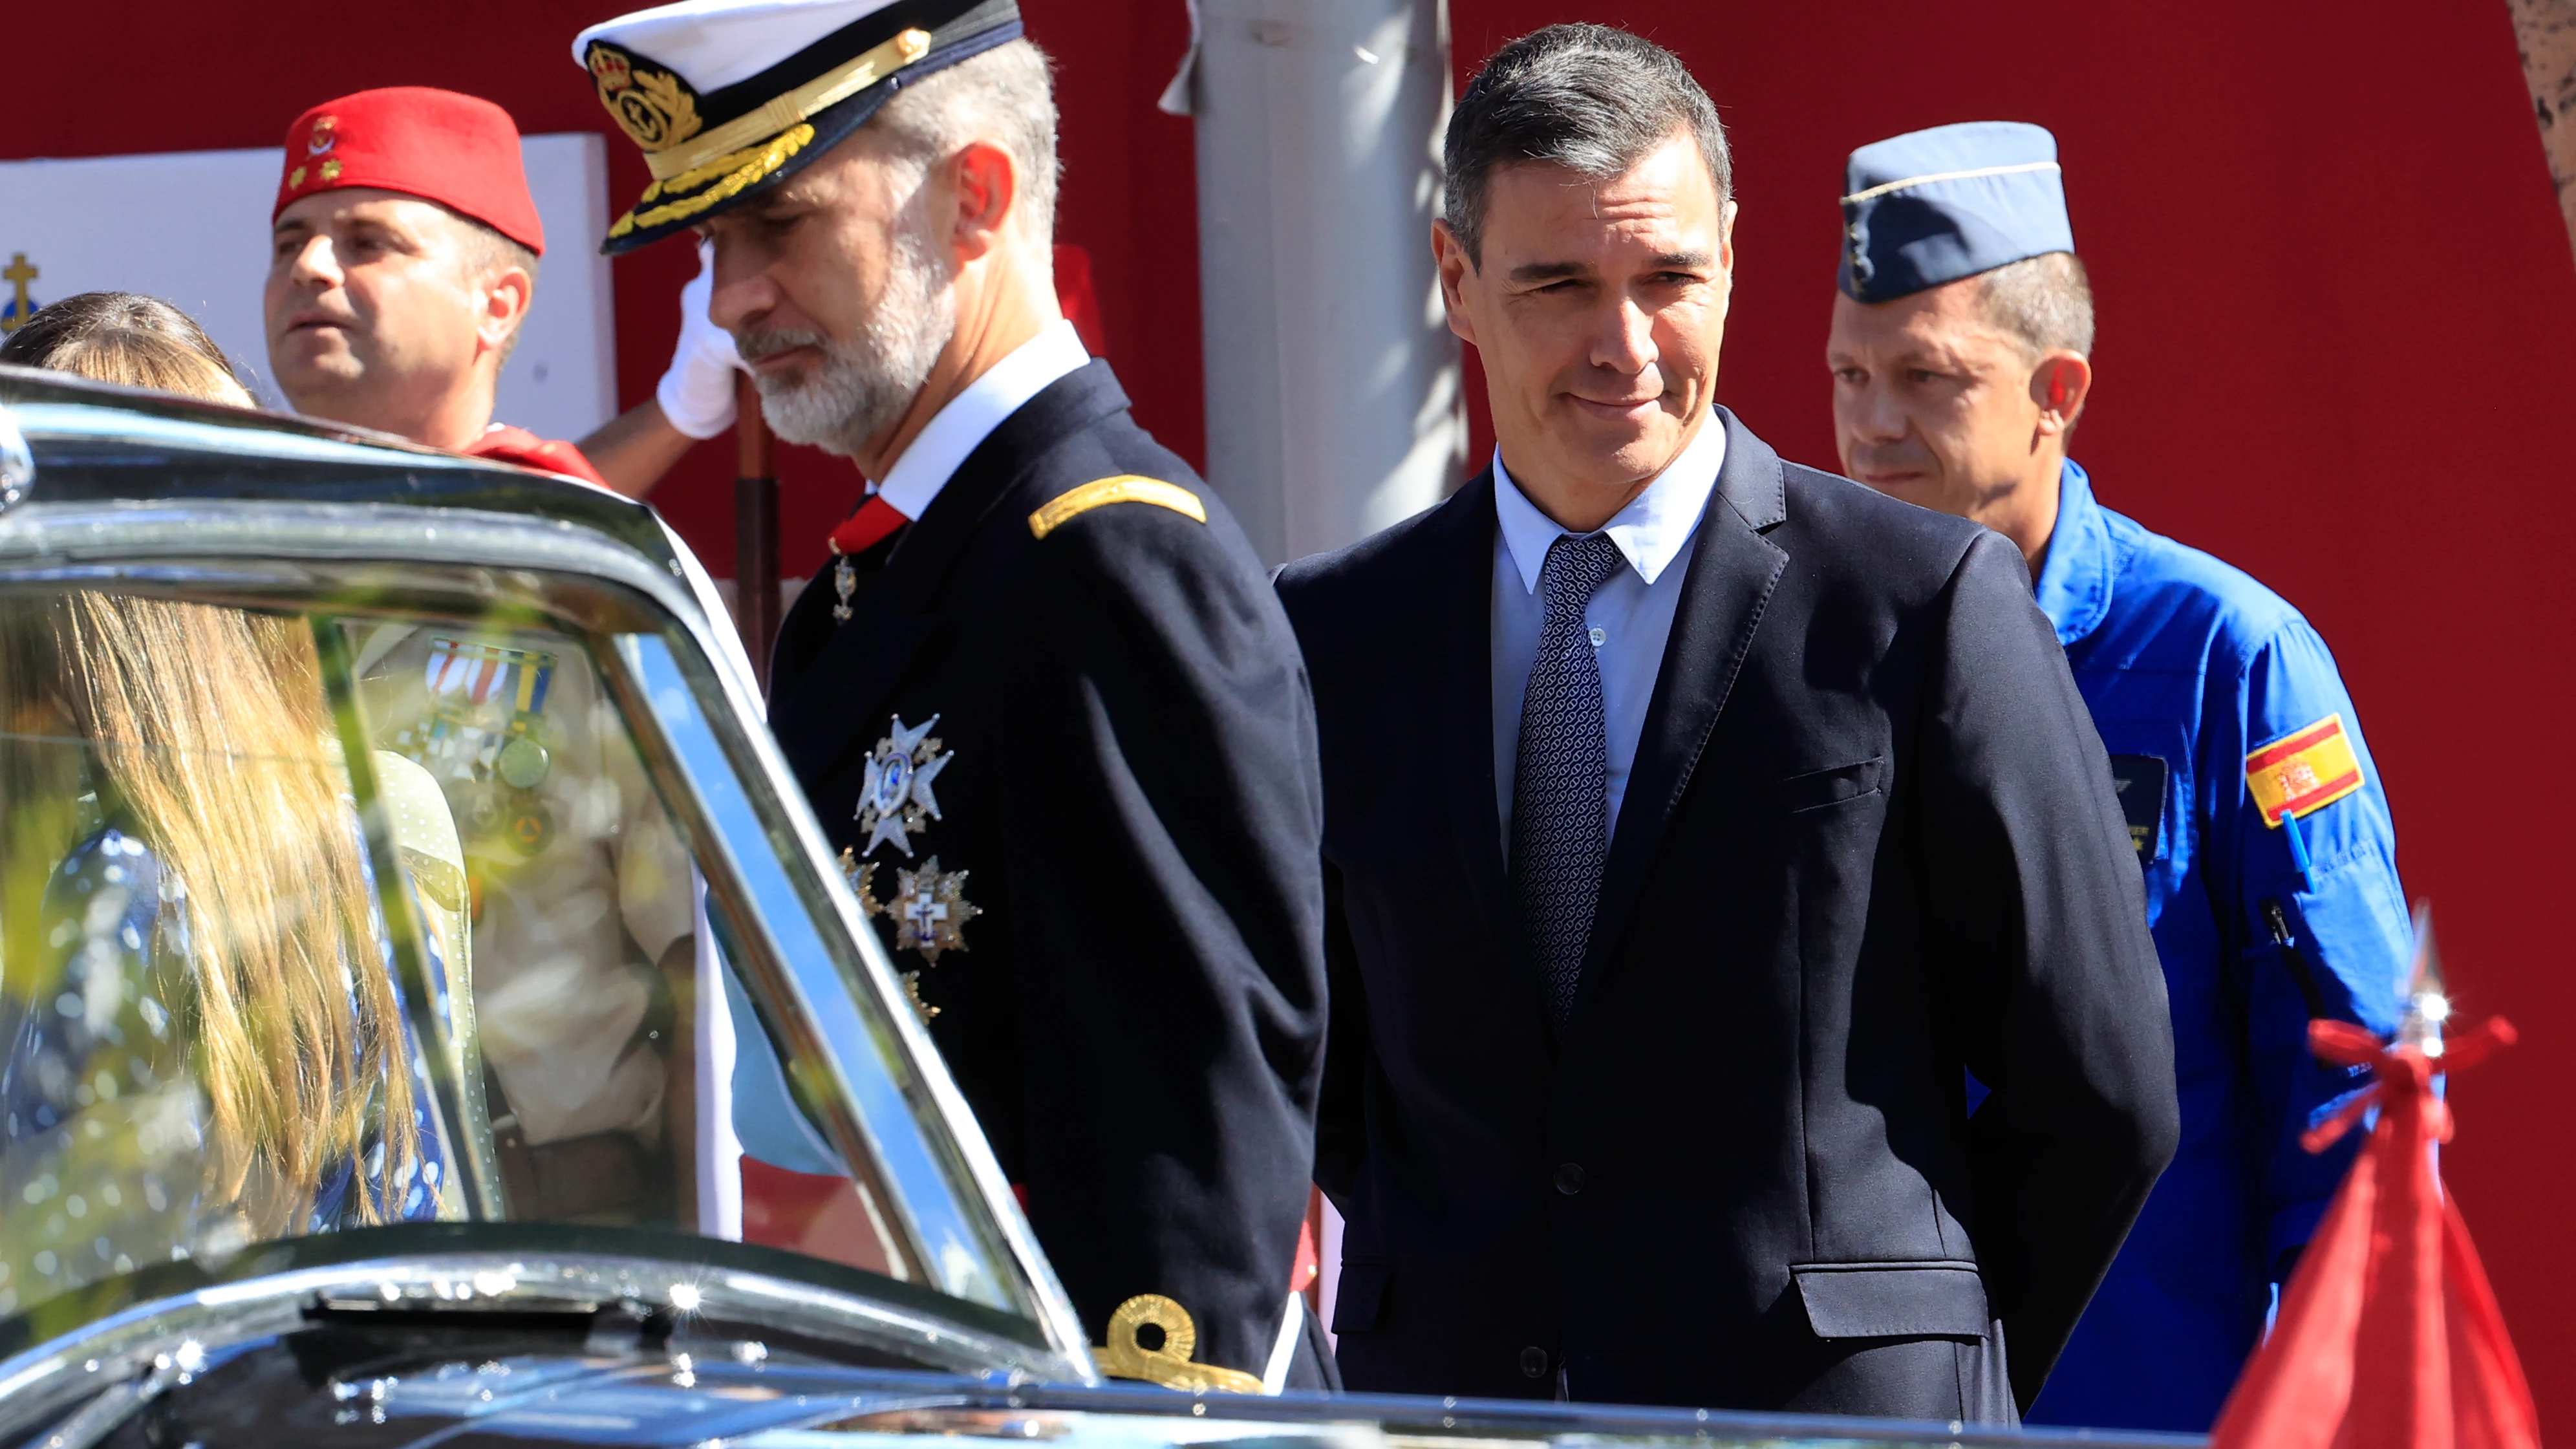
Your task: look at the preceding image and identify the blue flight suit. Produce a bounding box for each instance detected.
[2023,462,2412,1431]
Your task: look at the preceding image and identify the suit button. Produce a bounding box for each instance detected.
[1519,1346,1550,1379]
[1554,1162,1585,1196]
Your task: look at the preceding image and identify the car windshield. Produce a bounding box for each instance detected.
[0,575,1039,1346]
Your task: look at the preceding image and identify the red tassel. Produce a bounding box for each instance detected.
[2210,1016,2538,1449]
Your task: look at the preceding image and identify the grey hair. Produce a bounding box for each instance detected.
[1979,251,2094,358]
[872,38,1060,252]
[1443,24,1730,266]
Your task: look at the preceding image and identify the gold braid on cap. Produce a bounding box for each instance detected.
[608,125,815,239]
[642,28,930,181]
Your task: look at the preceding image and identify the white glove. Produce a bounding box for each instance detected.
[654,239,746,440]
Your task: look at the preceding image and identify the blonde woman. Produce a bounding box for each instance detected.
[0,295,450,1313]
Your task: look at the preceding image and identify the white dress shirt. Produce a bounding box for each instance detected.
[1492,416,1727,850]
[874,317,1091,517]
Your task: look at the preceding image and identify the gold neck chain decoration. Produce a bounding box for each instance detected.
[1091,1294,1263,1394]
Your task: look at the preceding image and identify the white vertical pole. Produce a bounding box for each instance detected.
[1168,0,1465,566]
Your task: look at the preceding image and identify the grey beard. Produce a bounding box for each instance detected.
[739,224,956,458]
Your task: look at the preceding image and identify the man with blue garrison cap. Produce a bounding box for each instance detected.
[1825,121,2414,1431]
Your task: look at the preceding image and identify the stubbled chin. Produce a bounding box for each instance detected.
[277,328,357,361]
[274,350,363,391]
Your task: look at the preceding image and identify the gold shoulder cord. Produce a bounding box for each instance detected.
[1092,1294,1263,1393]
[1029,476,1208,539]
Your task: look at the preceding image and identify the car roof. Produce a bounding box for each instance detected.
[0,363,683,576]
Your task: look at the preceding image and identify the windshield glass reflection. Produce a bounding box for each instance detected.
[0,591,933,1326]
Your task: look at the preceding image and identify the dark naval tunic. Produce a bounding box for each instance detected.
[767,351,1329,1384]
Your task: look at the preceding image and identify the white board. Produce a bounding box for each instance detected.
[0,136,617,442]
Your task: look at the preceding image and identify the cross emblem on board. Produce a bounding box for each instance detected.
[1,254,38,333]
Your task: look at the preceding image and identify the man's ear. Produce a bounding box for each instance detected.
[478,264,534,358]
[950,139,1019,263]
[1431,219,1478,347]
[1715,198,1741,306]
[2031,350,2093,436]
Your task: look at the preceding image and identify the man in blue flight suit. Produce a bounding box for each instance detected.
[1823,121,2414,1430]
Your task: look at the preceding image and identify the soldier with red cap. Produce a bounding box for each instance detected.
[263,88,709,1222]
[263,85,608,486]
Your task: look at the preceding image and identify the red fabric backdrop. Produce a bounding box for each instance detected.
[5,0,2568,1424]
[1481,5,2576,1422]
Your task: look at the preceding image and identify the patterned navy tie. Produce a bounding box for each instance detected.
[1511,530,1628,1030]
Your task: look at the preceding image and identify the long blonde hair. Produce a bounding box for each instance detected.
[1,293,417,1233]
[1,601,420,1232]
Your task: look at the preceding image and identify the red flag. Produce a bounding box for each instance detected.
[1053,243,1106,357]
[2209,1011,2538,1449]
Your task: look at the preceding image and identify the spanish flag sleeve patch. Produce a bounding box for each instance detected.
[2245,713,2365,826]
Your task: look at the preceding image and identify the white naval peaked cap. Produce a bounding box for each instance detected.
[570,0,1024,253]
[572,0,907,96]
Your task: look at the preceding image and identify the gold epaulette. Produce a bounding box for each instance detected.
[1028,475,1207,539]
[1091,1294,1263,1393]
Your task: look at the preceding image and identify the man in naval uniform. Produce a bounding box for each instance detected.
[572,0,1329,1388]
[1825,122,2414,1432]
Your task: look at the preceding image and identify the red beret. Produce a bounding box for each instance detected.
[273,87,545,255]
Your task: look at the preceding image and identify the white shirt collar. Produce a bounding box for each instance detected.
[1492,413,1728,593]
[874,319,1090,519]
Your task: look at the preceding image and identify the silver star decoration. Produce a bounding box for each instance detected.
[856,713,953,858]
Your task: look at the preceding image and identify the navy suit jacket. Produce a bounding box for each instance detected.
[1274,411,2179,1416]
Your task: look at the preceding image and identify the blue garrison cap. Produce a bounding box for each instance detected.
[1838,121,2072,303]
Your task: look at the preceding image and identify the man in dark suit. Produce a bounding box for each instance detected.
[1276,25,2178,1421]
[575,0,1328,1389]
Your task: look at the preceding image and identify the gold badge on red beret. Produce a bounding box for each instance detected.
[270,88,546,255]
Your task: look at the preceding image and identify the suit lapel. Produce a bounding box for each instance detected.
[1575,410,1789,998]
[771,361,1132,783]
[1423,471,1525,972]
